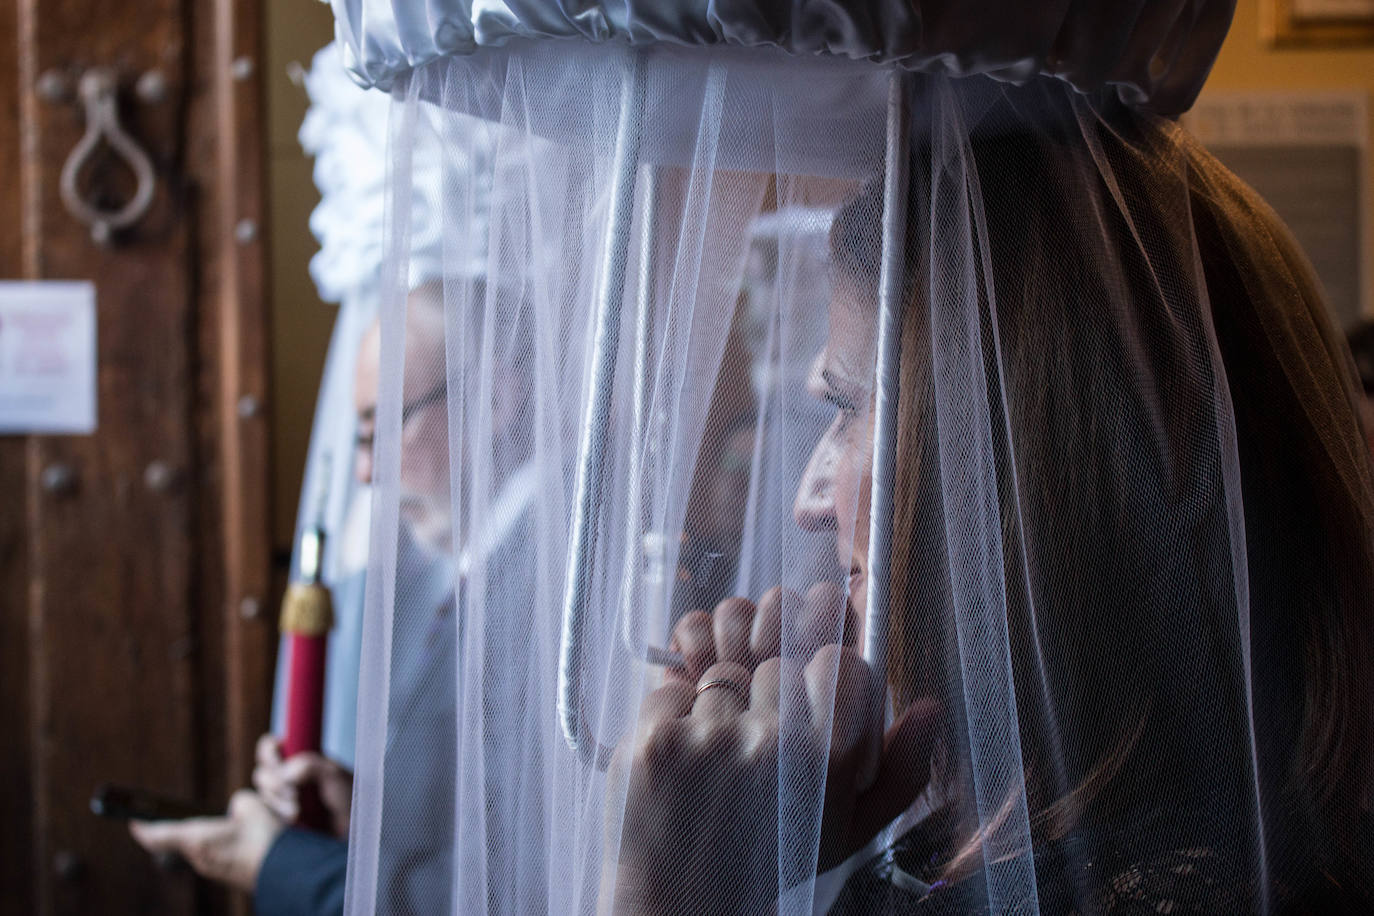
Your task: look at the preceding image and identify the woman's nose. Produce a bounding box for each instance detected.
[794,441,838,531]
[355,447,374,486]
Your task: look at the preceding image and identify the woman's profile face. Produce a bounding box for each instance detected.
[793,275,877,620]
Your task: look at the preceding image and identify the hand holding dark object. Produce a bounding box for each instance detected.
[253,733,353,838]
[91,783,220,821]
[128,790,283,894]
[606,590,938,915]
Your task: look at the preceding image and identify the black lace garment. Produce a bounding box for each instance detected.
[828,807,1372,915]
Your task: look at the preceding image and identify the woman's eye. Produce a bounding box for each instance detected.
[822,386,862,429]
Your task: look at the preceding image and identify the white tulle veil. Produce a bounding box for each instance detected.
[324,4,1374,913]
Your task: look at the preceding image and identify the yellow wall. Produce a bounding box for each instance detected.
[265,3,335,553]
[1207,1,1374,91]
[1202,0,1374,316]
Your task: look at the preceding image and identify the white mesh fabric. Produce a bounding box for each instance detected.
[272,295,376,767]
[274,41,394,766]
[345,41,1374,916]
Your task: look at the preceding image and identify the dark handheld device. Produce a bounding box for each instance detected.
[90,783,220,822]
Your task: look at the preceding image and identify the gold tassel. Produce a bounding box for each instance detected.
[279,583,335,637]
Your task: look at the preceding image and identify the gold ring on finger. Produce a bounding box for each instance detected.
[694,678,748,704]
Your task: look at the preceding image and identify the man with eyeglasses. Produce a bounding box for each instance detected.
[350,287,454,555]
[131,281,537,914]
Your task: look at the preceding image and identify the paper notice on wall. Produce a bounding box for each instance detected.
[0,281,97,434]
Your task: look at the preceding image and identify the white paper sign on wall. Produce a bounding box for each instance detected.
[0,281,97,435]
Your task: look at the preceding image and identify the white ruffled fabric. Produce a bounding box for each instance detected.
[299,41,394,309]
[300,40,489,302]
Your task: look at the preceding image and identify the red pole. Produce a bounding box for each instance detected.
[279,578,333,832]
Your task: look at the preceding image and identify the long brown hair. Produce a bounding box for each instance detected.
[830,81,1373,894]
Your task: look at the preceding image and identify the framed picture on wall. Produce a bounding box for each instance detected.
[1263,0,1374,45]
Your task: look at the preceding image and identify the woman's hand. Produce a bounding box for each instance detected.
[252,734,354,838]
[605,586,938,915]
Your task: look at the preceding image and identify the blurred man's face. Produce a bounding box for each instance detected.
[353,288,453,552]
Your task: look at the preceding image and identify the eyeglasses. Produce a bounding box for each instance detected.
[354,382,448,454]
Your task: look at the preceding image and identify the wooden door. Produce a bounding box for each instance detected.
[0,0,273,913]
